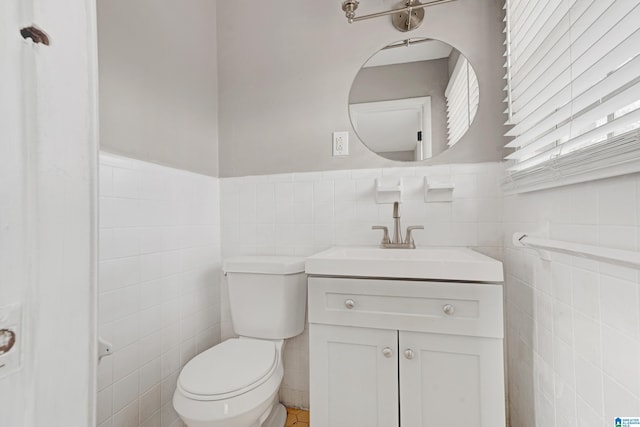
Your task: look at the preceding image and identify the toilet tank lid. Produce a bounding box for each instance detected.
[223,256,306,275]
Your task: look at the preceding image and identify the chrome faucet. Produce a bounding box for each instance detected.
[392,201,402,245]
[372,202,424,249]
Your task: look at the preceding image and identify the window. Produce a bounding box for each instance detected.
[503,0,640,192]
[445,56,479,147]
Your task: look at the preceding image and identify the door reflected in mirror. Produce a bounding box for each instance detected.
[349,38,479,162]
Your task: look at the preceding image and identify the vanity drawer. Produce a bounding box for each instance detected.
[308,277,503,338]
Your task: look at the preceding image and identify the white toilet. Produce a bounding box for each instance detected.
[173,256,307,427]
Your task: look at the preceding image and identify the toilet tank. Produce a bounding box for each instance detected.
[223,256,307,340]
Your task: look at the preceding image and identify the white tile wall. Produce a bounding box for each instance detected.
[97,154,640,425]
[219,162,505,408]
[503,173,640,427]
[98,153,221,427]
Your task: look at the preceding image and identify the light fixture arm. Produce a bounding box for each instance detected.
[342,0,456,25]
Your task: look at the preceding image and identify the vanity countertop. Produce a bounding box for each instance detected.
[305,246,504,282]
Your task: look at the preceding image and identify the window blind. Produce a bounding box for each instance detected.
[503,0,640,192]
[445,56,478,147]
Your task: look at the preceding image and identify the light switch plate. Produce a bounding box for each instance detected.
[332,131,349,156]
[0,303,22,379]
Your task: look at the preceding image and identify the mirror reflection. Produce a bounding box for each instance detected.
[349,38,479,161]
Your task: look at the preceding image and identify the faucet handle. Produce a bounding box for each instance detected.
[372,226,391,245]
[404,225,424,248]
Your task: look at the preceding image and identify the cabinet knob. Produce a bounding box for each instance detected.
[345,299,355,309]
[382,347,393,358]
[404,349,414,360]
[442,304,455,315]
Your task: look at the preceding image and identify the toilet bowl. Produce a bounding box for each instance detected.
[173,256,307,427]
[173,338,286,427]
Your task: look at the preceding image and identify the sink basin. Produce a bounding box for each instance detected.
[305,246,504,282]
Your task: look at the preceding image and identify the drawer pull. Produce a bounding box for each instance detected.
[442,304,455,315]
[382,347,393,358]
[404,349,414,360]
[345,299,355,309]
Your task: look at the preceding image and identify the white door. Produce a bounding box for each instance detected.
[350,97,433,160]
[399,331,505,427]
[0,1,98,425]
[310,324,399,427]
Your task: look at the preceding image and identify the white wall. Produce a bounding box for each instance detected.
[503,174,640,426]
[0,0,98,425]
[217,0,507,177]
[95,155,640,422]
[97,153,221,427]
[97,0,219,177]
[220,162,504,408]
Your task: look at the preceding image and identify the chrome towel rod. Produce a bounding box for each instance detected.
[512,232,640,269]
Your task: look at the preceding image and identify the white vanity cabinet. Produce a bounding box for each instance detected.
[308,276,505,427]
[310,324,399,426]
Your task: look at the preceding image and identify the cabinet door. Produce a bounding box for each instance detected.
[309,324,399,427]
[399,331,505,427]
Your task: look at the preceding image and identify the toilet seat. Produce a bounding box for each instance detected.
[177,339,278,402]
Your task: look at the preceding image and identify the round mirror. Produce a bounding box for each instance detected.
[349,38,479,162]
